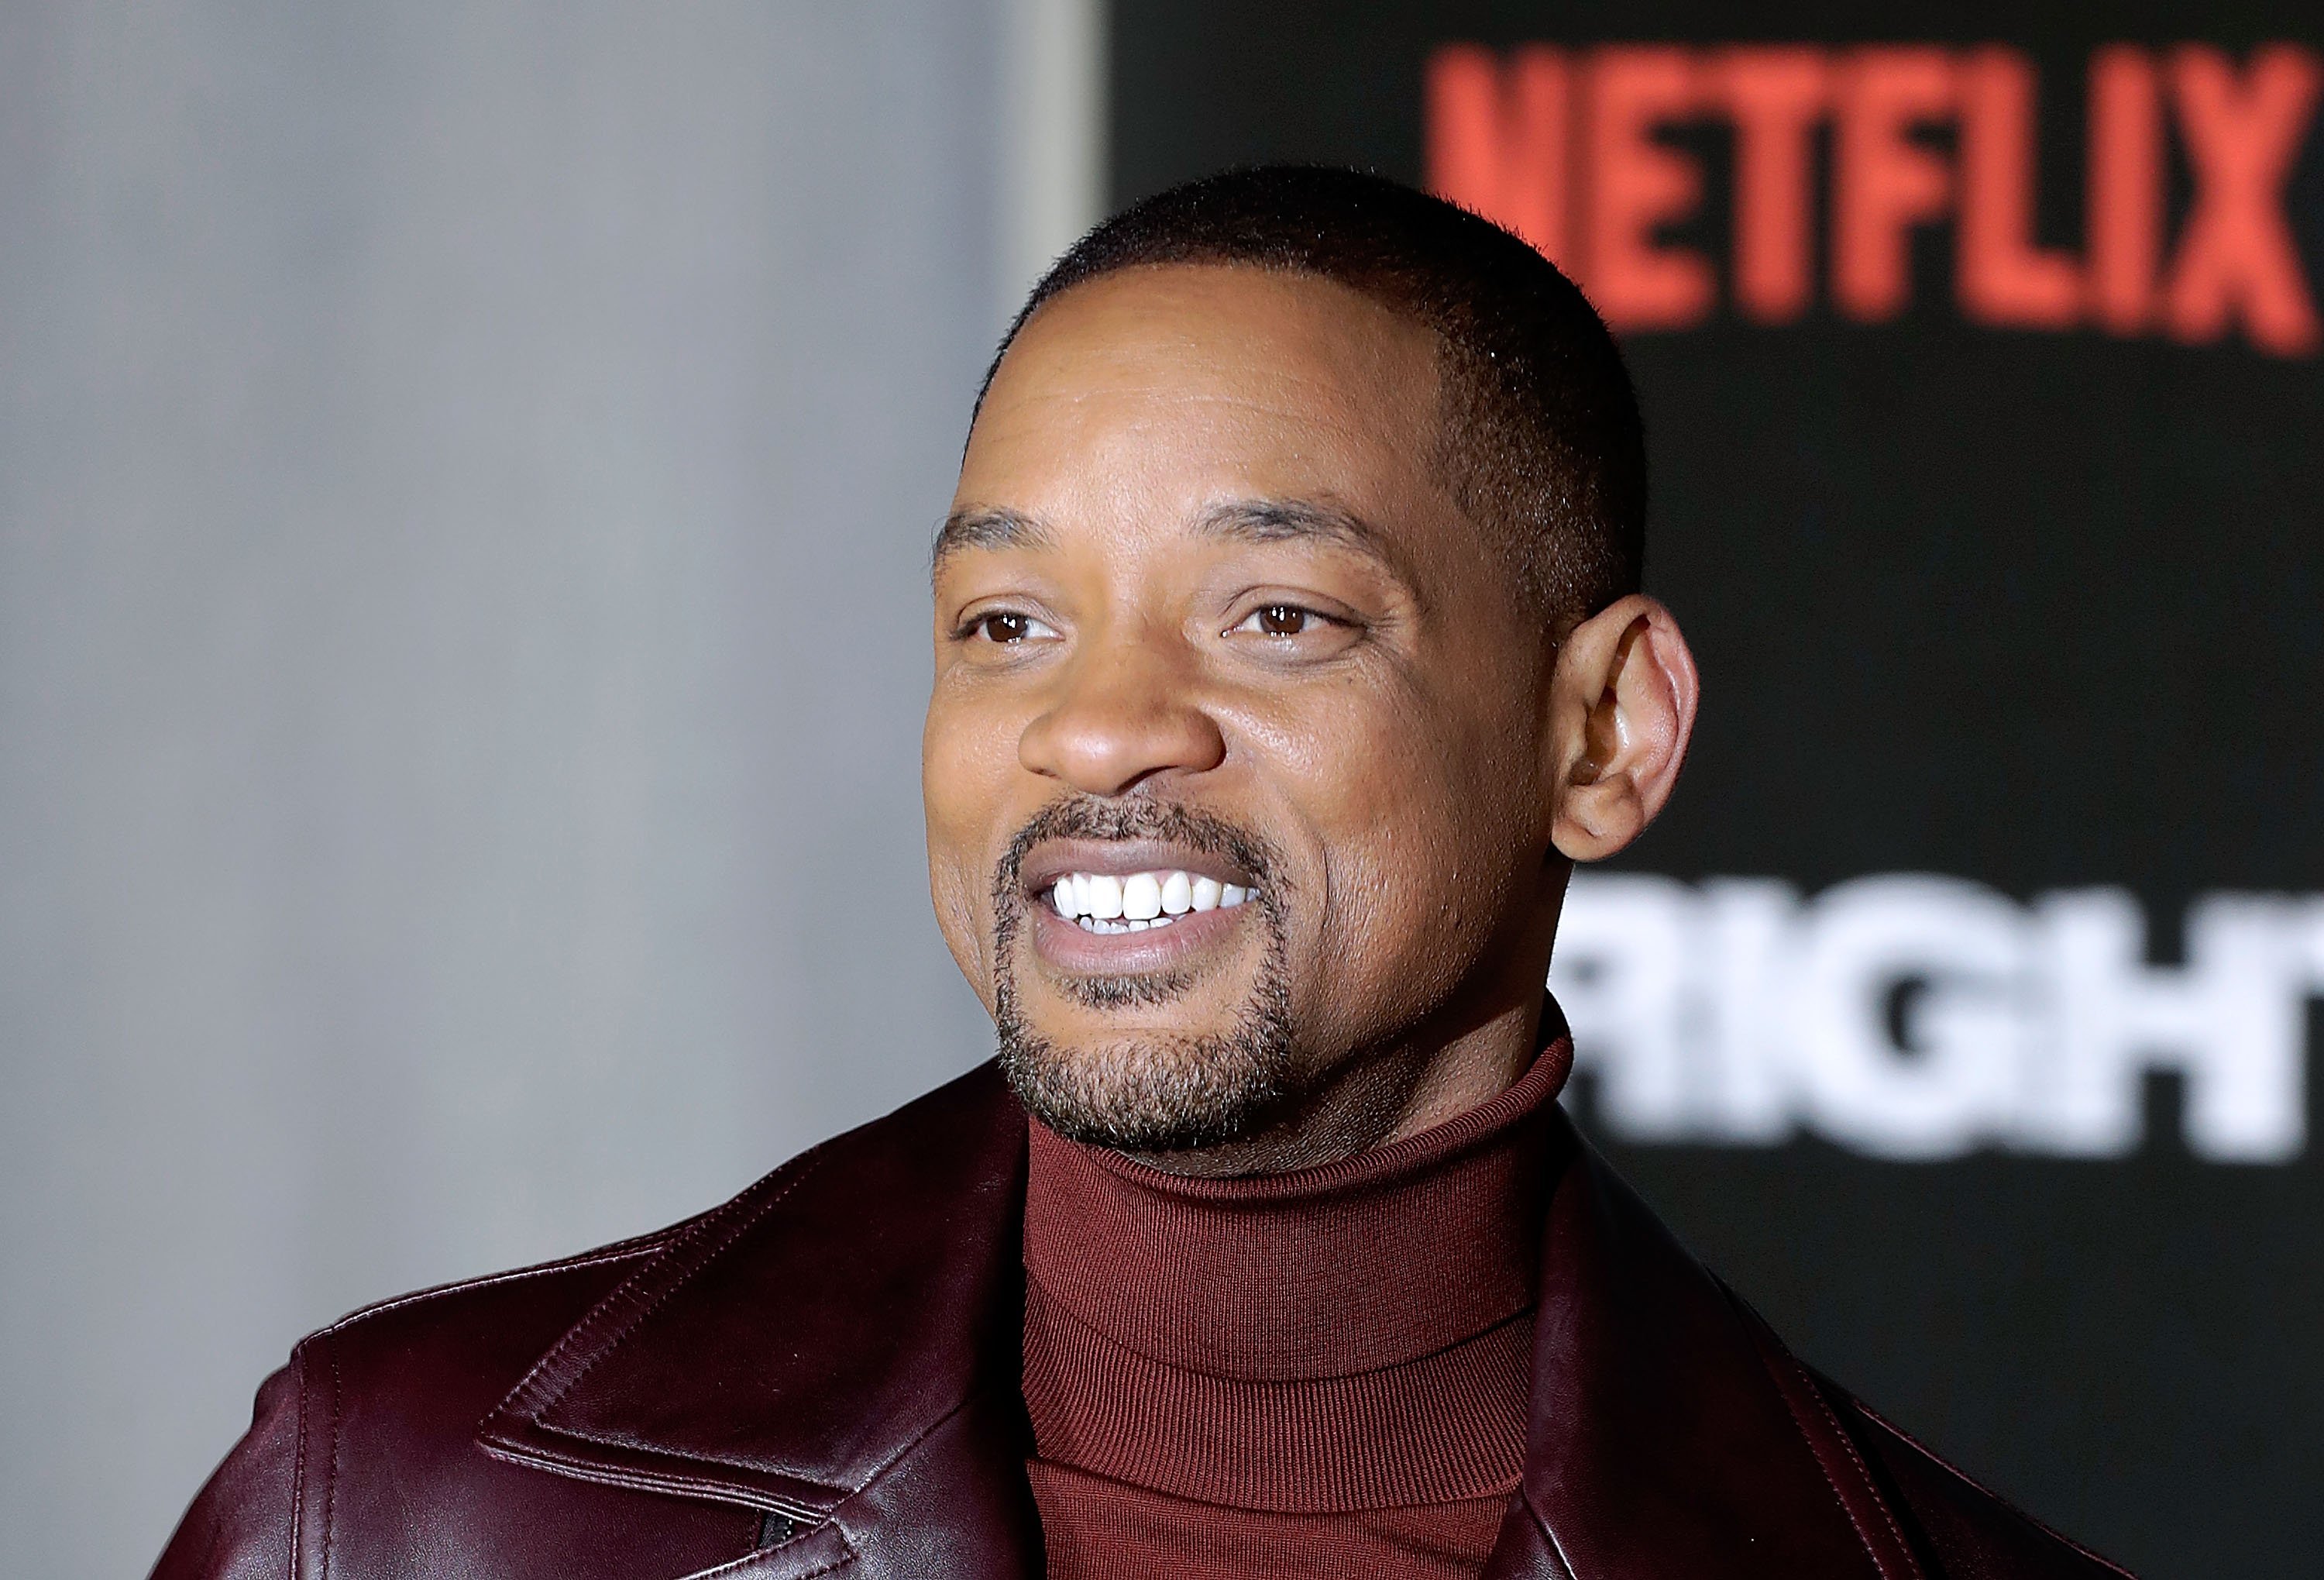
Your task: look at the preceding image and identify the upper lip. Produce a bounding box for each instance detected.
[1018,839,1259,898]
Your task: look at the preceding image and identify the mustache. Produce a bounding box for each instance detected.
[991,796,1284,917]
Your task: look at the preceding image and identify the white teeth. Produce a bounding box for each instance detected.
[1087,873,1124,919]
[1046,867,1256,925]
[1076,915,1150,935]
[1122,873,1162,920]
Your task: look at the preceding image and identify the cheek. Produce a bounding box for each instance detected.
[1263,681,1538,1018]
[922,690,1023,986]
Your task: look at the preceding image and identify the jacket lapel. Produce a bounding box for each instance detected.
[477,1062,1042,1578]
[1487,1115,1921,1580]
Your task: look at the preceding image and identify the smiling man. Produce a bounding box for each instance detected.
[153,168,2127,1580]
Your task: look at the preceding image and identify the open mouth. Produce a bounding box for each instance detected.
[1047,868,1256,935]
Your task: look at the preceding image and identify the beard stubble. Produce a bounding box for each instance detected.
[989,796,1298,1153]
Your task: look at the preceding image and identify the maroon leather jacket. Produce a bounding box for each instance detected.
[153,1062,2131,1580]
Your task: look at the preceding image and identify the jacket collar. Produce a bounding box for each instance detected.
[478,1062,1041,1577]
[1494,1119,1917,1579]
[481,1058,1919,1580]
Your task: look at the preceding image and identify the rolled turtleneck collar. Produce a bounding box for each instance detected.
[1020,1034,1573,1524]
[1024,1041,1568,1379]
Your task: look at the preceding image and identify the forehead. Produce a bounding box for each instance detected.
[959,264,1446,522]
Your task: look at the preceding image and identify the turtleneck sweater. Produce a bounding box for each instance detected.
[1019,1043,1569,1580]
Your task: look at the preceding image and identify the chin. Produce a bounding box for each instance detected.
[995,989,1294,1153]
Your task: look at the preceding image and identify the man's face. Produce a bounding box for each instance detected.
[925,265,1559,1157]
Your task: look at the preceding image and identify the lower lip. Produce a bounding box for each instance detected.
[1027,899,1253,974]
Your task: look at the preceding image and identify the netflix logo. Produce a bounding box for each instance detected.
[1426,43,2323,356]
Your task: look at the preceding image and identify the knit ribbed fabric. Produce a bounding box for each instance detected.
[1023,1465,1516,1579]
[1021,1041,1569,1579]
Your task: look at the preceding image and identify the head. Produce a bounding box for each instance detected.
[923,167,1698,1172]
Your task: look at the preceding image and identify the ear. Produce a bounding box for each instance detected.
[1543,594,1700,862]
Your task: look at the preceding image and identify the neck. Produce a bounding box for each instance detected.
[1129,990,1563,1179]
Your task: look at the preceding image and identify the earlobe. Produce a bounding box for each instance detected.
[1545,595,1700,863]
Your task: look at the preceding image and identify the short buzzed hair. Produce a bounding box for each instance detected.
[976,165,1646,632]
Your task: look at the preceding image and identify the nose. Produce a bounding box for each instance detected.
[1017,626,1227,796]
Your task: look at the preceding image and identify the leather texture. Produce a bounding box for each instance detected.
[151,1062,2135,1579]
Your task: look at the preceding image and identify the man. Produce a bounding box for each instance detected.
[153,167,2131,1579]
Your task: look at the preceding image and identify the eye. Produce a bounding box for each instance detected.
[967,610,1058,645]
[1233,604,1325,637]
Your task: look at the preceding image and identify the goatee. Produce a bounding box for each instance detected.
[989,797,1296,1152]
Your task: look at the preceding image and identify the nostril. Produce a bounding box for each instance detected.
[1019,703,1229,797]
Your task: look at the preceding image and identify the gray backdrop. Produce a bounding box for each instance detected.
[0,5,1078,1573]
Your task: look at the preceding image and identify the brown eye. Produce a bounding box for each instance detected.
[968,610,1058,644]
[1239,604,1314,636]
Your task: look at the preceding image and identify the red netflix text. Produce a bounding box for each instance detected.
[1426,43,2323,356]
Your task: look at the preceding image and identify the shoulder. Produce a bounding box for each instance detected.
[151,1062,1023,1579]
[308,1213,693,1387]
[240,1058,1017,1447]
[1818,1381,2139,1580]
[148,1214,728,1580]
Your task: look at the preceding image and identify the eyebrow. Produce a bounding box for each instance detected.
[932,505,1054,574]
[1191,497,1400,569]
[930,497,1404,577]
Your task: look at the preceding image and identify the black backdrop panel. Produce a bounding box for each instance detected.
[1114,5,2321,1575]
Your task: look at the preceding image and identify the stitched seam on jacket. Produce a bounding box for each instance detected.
[518,1368,981,1497]
[844,1386,976,1496]
[1794,1361,1923,1580]
[287,1345,309,1580]
[511,1414,846,1498]
[1715,1275,1921,1580]
[525,1155,823,1416]
[489,1148,828,1428]
[321,1241,672,1335]
[684,1537,858,1580]
[1762,1363,1887,1578]
[321,1343,343,1580]
[472,1434,829,1521]
[1849,1399,2141,1580]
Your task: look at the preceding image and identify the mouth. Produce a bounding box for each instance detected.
[1015,838,1265,963]
[1047,866,1255,934]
